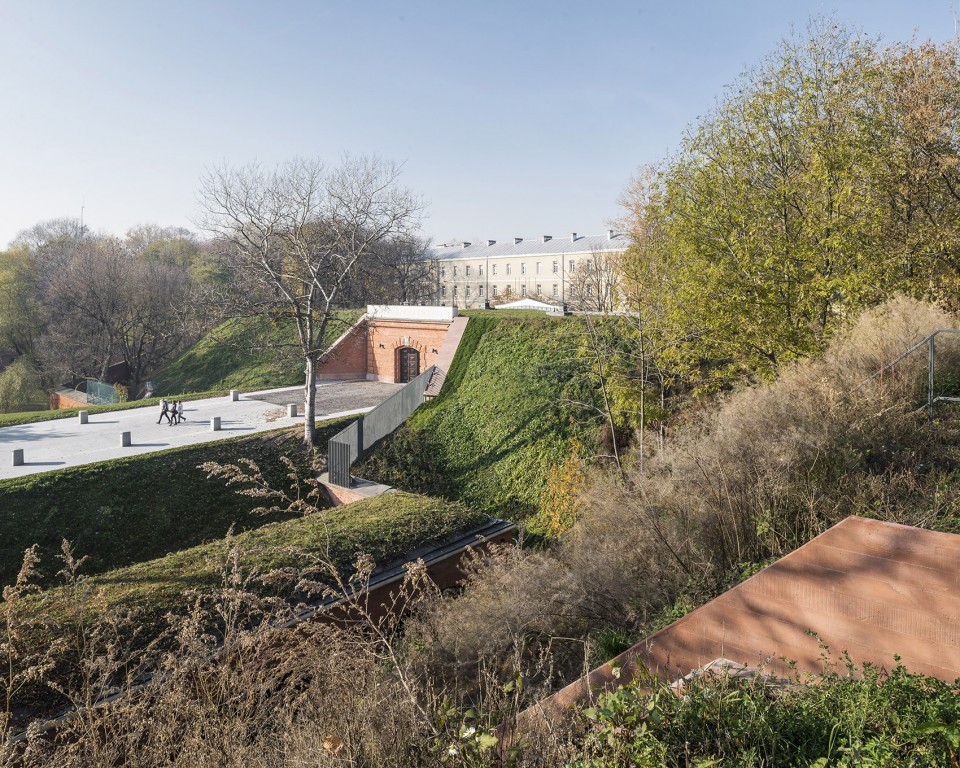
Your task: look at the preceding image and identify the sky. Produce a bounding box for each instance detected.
[0,0,957,249]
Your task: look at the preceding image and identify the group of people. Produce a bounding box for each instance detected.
[157,398,186,425]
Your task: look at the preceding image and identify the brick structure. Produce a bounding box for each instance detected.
[50,389,89,409]
[317,306,458,384]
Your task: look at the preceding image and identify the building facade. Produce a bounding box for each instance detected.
[430,231,629,310]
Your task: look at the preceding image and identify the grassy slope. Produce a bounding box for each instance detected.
[356,314,593,520]
[40,491,488,623]
[153,310,362,395]
[0,418,351,588]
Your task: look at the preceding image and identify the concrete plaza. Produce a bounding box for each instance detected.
[0,381,402,480]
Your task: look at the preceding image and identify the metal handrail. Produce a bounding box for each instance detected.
[856,328,960,419]
[327,365,436,487]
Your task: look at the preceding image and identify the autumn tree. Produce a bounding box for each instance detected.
[198,155,423,446]
[343,233,437,305]
[567,247,620,312]
[621,21,960,384]
[39,237,193,395]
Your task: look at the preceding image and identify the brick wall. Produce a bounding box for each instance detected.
[316,322,370,380]
[315,317,452,383]
[50,390,88,410]
[367,320,449,383]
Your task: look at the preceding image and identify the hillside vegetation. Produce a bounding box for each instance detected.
[153,310,361,395]
[356,313,612,520]
[421,297,960,679]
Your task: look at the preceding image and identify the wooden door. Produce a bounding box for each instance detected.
[398,347,420,383]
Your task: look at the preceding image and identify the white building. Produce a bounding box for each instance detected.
[431,231,629,310]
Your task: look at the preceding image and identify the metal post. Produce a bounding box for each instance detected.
[928,334,936,422]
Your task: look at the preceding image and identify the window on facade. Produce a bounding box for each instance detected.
[568,260,575,273]
[453,285,458,295]
[440,267,446,278]
[506,264,512,275]
[466,265,471,276]
[453,266,459,276]
[586,259,593,269]
[466,286,471,297]
[521,263,526,274]
[478,285,484,296]
[441,286,446,297]
[492,264,498,275]
[479,265,484,276]
[552,261,558,273]
[492,285,498,296]
[521,285,527,295]
[552,284,558,297]
[536,262,541,274]
[536,284,542,295]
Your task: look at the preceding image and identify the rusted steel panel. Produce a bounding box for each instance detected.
[532,516,960,720]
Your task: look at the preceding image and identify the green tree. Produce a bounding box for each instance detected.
[621,20,960,384]
[0,245,43,357]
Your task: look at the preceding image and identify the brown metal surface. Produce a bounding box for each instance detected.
[537,516,960,718]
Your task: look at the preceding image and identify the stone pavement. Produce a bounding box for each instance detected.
[0,381,403,480]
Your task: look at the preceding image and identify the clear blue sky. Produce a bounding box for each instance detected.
[1,0,956,249]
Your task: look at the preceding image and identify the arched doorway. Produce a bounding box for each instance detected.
[397,347,420,383]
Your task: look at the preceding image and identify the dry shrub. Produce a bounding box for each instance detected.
[420,296,960,687]
[3,542,582,767]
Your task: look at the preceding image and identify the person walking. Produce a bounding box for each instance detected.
[157,398,169,424]
[177,400,185,423]
[169,400,179,426]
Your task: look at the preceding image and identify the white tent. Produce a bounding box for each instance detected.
[493,298,564,314]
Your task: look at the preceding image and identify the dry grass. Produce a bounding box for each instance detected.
[417,297,960,687]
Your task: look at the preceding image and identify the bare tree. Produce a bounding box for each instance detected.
[568,247,620,312]
[39,237,193,395]
[197,155,423,446]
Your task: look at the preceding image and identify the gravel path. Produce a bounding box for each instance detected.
[248,380,403,415]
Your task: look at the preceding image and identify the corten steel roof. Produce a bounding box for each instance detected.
[430,232,630,262]
[538,516,960,717]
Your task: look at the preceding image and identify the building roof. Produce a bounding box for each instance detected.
[430,232,629,262]
[537,516,960,717]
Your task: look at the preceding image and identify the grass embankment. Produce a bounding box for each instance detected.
[0,419,351,588]
[38,491,488,627]
[356,314,595,520]
[154,310,362,395]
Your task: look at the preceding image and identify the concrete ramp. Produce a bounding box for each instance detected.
[425,316,469,398]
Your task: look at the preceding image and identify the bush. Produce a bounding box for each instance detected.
[572,658,960,766]
[415,297,960,684]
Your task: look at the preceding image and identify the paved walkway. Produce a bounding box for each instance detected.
[0,381,403,480]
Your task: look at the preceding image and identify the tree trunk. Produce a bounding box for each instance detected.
[303,354,318,447]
